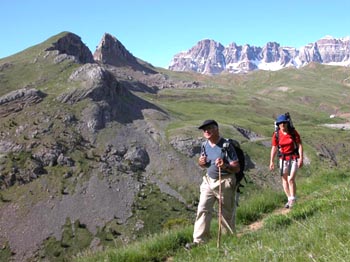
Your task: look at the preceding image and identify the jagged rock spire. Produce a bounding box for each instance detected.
[93,33,156,73]
[93,33,138,66]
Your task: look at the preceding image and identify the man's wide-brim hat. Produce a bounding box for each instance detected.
[198,119,218,129]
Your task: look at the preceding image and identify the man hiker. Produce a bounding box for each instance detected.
[186,120,240,249]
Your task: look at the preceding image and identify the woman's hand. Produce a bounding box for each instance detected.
[298,158,303,168]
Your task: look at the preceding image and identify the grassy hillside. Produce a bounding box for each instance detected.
[72,168,350,262]
[150,64,350,172]
[0,32,80,97]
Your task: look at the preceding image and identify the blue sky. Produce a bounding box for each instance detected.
[1,0,349,68]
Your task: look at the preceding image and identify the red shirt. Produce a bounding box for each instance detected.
[272,129,301,159]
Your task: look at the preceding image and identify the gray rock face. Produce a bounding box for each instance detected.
[315,37,350,63]
[169,36,350,74]
[45,32,94,64]
[57,63,127,135]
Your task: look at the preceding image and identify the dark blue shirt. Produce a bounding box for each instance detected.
[201,137,238,179]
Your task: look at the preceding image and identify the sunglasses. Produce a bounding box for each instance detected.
[202,125,217,131]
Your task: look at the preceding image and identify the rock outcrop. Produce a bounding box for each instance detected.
[45,32,94,64]
[0,88,46,117]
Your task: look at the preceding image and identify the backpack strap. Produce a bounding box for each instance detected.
[222,138,237,162]
[276,129,299,158]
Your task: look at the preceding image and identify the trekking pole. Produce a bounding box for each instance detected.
[217,166,222,248]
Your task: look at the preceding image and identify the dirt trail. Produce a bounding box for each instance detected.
[237,207,291,237]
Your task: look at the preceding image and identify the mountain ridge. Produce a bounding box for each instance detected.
[168,36,350,74]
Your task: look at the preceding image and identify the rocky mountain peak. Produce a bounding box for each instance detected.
[169,39,226,74]
[93,33,156,73]
[45,32,94,64]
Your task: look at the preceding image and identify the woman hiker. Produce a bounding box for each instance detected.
[270,114,303,208]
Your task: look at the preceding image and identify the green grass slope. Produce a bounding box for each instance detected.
[72,169,350,262]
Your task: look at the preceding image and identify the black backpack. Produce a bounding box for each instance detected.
[224,138,246,187]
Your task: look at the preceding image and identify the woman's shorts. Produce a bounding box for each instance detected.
[279,159,298,176]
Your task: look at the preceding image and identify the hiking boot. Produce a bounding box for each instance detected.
[284,201,290,209]
[289,199,296,208]
[184,242,199,250]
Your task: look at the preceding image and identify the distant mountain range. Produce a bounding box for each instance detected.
[168,36,350,74]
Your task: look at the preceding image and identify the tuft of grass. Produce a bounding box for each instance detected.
[236,188,285,225]
[41,219,94,262]
[74,227,193,262]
